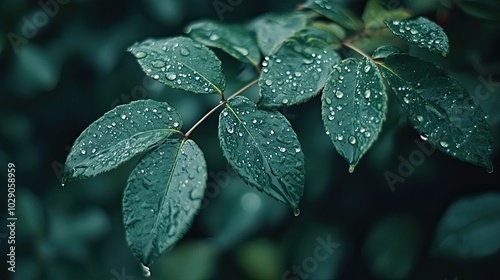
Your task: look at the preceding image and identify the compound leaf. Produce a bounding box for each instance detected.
[385,17,449,56]
[321,58,387,172]
[259,31,340,109]
[432,193,500,259]
[218,96,305,211]
[303,0,362,30]
[123,139,207,267]
[63,100,182,182]
[185,19,261,66]
[381,54,493,171]
[128,36,225,94]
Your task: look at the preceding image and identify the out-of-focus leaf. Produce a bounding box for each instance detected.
[364,215,423,279]
[381,54,493,171]
[123,139,207,268]
[456,0,500,21]
[218,96,305,212]
[321,57,387,172]
[128,36,225,94]
[432,193,500,259]
[385,17,449,56]
[248,12,309,56]
[185,19,261,66]
[63,100,182,182]
[303,0,362,30]
[362,0,412,30]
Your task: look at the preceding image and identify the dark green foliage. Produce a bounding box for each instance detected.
[62,0,495,275]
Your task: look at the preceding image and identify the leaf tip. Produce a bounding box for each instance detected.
[348,165,355,173]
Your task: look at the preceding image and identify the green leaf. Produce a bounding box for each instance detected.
[258,31,340,109]
[311,22,346,45]
[248,12,309,56]
[385,17,449,57]
[123,139,207,267]
[321,58,387,172]
[63,100,182,182]
[381,54,493,171]
[372,45,401,59]
[218,96,305,211]
[432,193,500,259]
[185,19,261,66]
[361,0,412,30]
[303,0,362,30]
[127,36,225,94]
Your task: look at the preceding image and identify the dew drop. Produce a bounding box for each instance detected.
[417,115,424,122]
[141,263,151,277]
[153,74,160,80]
[209,34,219,40]
[227,127,234,133]
[325,97,332,105]
[180,48,190,56]
[282,99,289,105]
[348,136,357,145]
[173,122,179,128]
[295,147,301,153]
[303,58,313,64]
[364,65,371,73]
[294,72,302,77]
[270,130,275,135]
[364,89,371,98]
[151,60,165,68]
[166,72,177,81]
[439,141,449,148]
[279,147,286,152]
[335,91,344,99]
[410,29,418,35]
[420,135,428,141]
[265,80,273,86]
[134,51,147,59]
[293,208,300,217]
[81,150,86,155]
[233,46,249,56]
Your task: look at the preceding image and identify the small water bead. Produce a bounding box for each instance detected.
[270,130,275,135]
[294,72,302,77]
[178,47,190,56]
[166,72,177,80]
[262,61,269,67]
[282,99,289,105]
[209,34,219,40]
[153,74,160,80]
[151,60,165,68]
[439,141,449,148]
[293,208,300,217]
[410,29,418,35]
[279,147,286,152]
[173,122,179,128]
[234,46,249,56]
[364,65,371,73]
[337,135,343,141]
[265,80,273,86]
[134,51,147,59]
[417,115,424,122]
[335,91,344,98]
[364,90,371,98]
[295,147,301,153]
[325,98,332,105]
[348,136,357,145]
[227,127,234,133]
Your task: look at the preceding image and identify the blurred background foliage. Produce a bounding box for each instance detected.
[1,0,500,279]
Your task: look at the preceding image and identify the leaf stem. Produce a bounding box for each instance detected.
[343,41,371,60]
[183,78,259,139]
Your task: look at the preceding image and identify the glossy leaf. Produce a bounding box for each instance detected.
[432,193,500,259]
[303,0,362,30]
[185,19,261,66]
[381,54,493,171]
[123,139,207,267]
[248,12,309,56]
[128,36,225,94]
[321,58,387,172]
[372,45,401,60]
[258,32,340,109]
[218,96,305,211]
[361,0,412,30]
[385,17,449,56]
[63,100,182,182]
